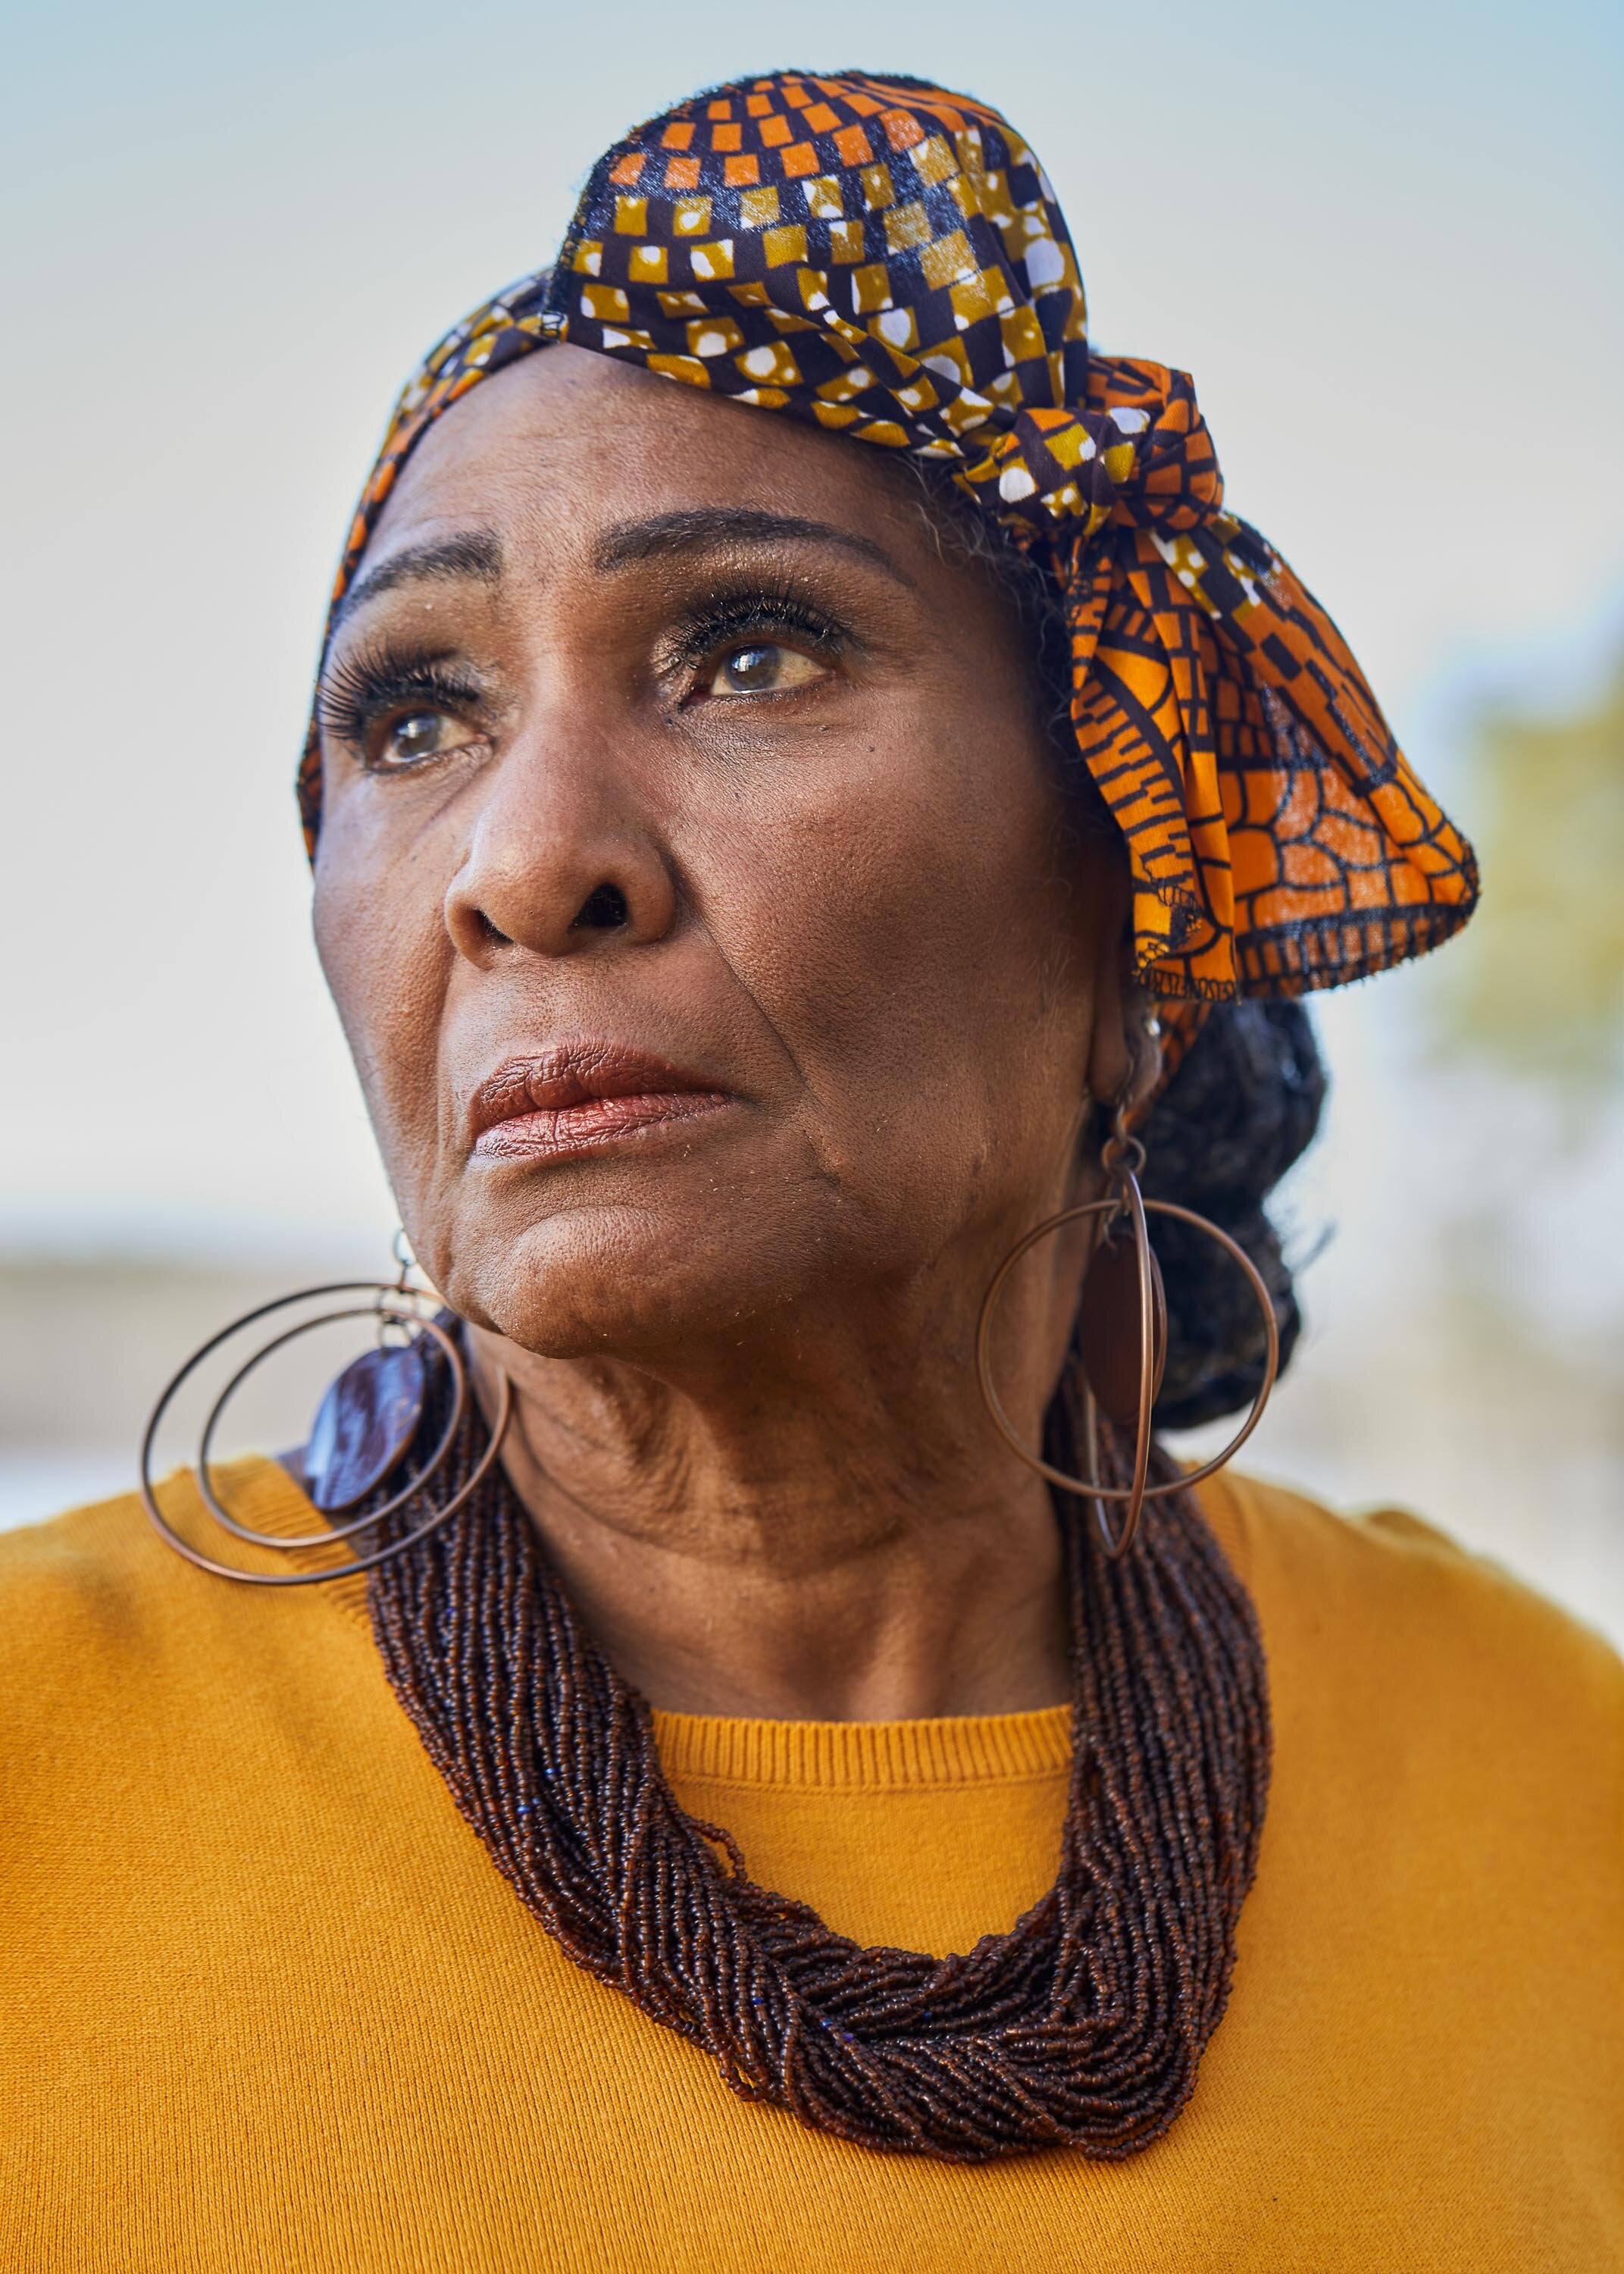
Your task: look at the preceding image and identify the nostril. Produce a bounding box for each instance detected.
[571,882,630,932]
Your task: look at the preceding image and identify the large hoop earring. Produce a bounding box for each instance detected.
[976,1110,1278,1559]
[139,1252,511,1586]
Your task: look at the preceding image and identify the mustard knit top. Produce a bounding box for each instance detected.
[2,1458,1619,2271]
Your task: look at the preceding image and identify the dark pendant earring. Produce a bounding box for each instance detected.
[976,1107,1279,1558]
[138,1230,511,1586]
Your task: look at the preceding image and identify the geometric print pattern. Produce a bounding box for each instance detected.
[301,68,1478,1060]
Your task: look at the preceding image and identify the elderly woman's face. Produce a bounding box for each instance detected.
[313,347,1116,1358]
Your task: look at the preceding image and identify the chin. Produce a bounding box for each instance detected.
[423,1179,817,1367]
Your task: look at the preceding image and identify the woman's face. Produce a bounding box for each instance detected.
[313,346,1122,1367]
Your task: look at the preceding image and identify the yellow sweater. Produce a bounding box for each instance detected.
[2,1458,1619,2272]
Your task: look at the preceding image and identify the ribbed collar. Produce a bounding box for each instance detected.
[651,1704,1073,1790]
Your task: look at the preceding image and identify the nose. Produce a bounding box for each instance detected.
[443,721,678,965]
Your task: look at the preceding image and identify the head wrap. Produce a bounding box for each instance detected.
[302,69,1477,1072]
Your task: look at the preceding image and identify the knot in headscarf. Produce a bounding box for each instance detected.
[926,370,1219,540]
[303,68,1478,1063]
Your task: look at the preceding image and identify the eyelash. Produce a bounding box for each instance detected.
[315,644,486,753]
[668,587,850,689]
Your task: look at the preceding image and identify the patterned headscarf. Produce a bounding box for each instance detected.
[302,68,1477,1070]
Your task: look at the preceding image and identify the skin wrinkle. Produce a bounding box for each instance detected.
[313,343,1156,1721]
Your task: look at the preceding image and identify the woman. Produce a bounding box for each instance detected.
[2,68,1618,2272]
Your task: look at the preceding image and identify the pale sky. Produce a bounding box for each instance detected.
[5,0,1621,1251]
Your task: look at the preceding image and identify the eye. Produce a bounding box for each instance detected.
[374,709,481,769]
[317,642,491,772]
[702,641,831,698]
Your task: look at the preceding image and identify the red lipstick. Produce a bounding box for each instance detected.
[468,1042,733,1164]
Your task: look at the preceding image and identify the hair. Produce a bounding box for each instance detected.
[896,459,1328,1430]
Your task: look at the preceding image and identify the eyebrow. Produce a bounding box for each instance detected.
[331,531,503,632]
[591,508,915,590]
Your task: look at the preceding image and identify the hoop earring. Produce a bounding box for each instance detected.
[139,1242,511,1587]
[975,1109,1278,1559]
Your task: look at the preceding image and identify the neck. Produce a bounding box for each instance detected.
[467,1279,1074,1723]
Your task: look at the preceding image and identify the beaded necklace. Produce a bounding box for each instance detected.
[366,1354,1269,2163]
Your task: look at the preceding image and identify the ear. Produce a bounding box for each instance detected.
[1085,867,1162,1121]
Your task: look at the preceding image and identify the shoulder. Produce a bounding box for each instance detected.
[1213,1464,1619,1662]
[1203,1466,1622,1821]
[1206,1465,1623,1702]
[0,1459,365,1733]
[0,1483,169,1664]
[0,1455,275,1617]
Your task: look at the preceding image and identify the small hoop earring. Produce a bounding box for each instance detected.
[139,1270,511,1587]
[976,1110,1278,1559]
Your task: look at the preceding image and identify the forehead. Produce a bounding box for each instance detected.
[365,343,933,573]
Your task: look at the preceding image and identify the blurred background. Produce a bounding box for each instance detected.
[5,0,1621,1641]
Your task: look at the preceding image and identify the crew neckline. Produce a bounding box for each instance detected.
[651,1703,1074,1789]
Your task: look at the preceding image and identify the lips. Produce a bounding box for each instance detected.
[468,1041,734,1163]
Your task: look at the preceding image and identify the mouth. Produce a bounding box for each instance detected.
[468,1041,736,1164]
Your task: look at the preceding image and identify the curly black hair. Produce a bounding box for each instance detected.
[900,459,1328,1428]
[1138,998,1324,1427]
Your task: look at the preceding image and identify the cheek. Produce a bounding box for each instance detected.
[702,708,1090,1194]
[311,803,452,1173]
